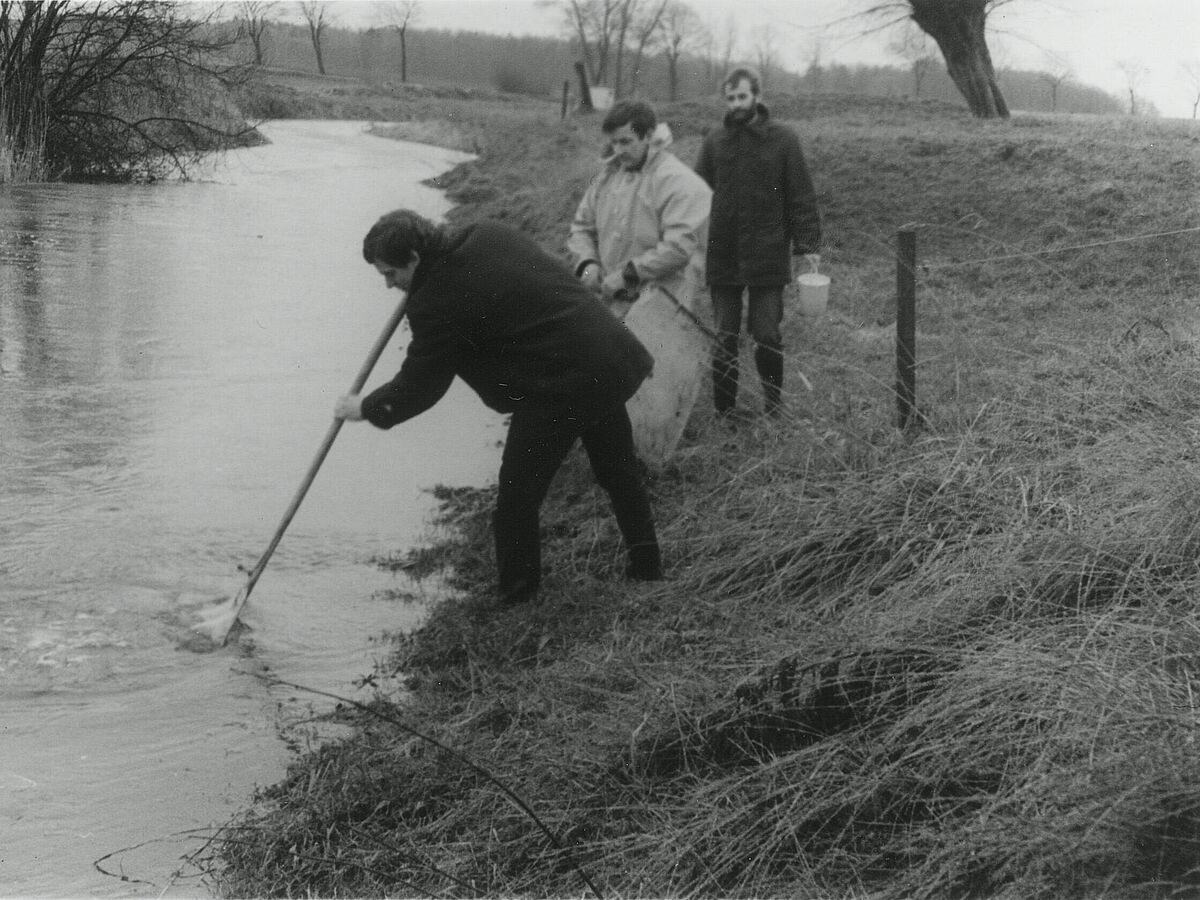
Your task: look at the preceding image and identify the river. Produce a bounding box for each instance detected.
[0,120,504,897]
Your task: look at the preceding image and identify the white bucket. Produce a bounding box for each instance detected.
[589,86,613,110]
[796,272,830,316]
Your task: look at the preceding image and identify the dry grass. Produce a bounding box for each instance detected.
[205,78,1200,898]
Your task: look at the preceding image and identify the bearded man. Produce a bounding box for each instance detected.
[695,67,822,418]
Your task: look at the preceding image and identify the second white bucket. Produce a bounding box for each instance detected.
[797,272,830,316]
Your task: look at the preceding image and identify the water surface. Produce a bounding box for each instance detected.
[0,121,503,896]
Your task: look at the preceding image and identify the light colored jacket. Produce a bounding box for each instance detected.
[568,127,712,305]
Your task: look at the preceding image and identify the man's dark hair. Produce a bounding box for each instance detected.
[362,209,445,267]
[601,100,657,139]
[722,66,762,96]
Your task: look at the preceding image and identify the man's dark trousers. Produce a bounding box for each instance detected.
[711,284,785,415]
[494,401,660,603]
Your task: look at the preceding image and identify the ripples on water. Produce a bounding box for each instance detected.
[0,121,502,896]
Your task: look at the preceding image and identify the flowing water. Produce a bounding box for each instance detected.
[0,121,504,897]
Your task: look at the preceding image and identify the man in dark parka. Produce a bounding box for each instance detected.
[695,66,822,417]
[335,209,663,605]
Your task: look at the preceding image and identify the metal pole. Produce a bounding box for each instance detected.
[896,227,917,429]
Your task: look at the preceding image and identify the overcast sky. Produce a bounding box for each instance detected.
[326,0,1200,118]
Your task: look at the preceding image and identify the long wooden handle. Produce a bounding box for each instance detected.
[242,295,410,594]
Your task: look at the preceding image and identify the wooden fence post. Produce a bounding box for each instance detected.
[575,62,594,112]
[896,227,917,429]
[561,80,570,119]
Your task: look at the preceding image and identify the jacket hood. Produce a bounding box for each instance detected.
[649,121,673,149]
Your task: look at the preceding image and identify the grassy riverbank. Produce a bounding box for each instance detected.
[210,74,1200,897]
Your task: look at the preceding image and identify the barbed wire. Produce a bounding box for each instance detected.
[917,224,1200,271]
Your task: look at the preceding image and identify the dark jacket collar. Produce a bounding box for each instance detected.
[723,101,771,132]
[409,226,456,295]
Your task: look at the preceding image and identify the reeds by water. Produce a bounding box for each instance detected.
[204,325,1200,898]
[0,95,48,183]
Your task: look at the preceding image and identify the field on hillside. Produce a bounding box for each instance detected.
[209,77,1200,899]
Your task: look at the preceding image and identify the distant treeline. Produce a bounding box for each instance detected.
[250,22,1125,116]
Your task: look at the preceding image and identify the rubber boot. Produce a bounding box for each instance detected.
[626,541,664,581]
[712,335,740,415]
[755,343,784,417]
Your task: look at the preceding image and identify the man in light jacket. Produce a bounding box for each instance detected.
[696,67,822,418]
[568,100,711,319]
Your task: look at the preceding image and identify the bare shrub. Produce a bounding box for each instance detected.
[0,0,254,182]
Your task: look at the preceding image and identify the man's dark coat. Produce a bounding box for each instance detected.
[361,221,653,429]
[695,102,822,287]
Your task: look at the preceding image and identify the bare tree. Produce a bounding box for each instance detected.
[659,1,707,101]
[802,31,826,92]
[1116,58,1149,115]
[694,14,718,89]
[609,0,668,99]
[376,0,419,83]
[716,11,738,81]
[861,0,1014,118]
[626,0,669,96]
[553,0,686,98]
[549,0,604,87]
[555,0,623,88]
[1037,52,1073,113]
[612,0,634,96]
[298,0,332,75]
[888,20,939,99]
[1183,60,1200,119]
[0,0,251,182]
[750,23,777,93]
[237,0,276,66]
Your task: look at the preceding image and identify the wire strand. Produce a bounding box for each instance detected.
[920,225,1200,271]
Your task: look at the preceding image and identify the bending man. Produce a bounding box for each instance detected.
[335,210,663,606]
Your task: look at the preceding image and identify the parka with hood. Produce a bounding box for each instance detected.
[568,124,712,303]
[695,102,821,287]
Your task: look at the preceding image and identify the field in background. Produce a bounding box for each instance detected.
[211,74,1200,898]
